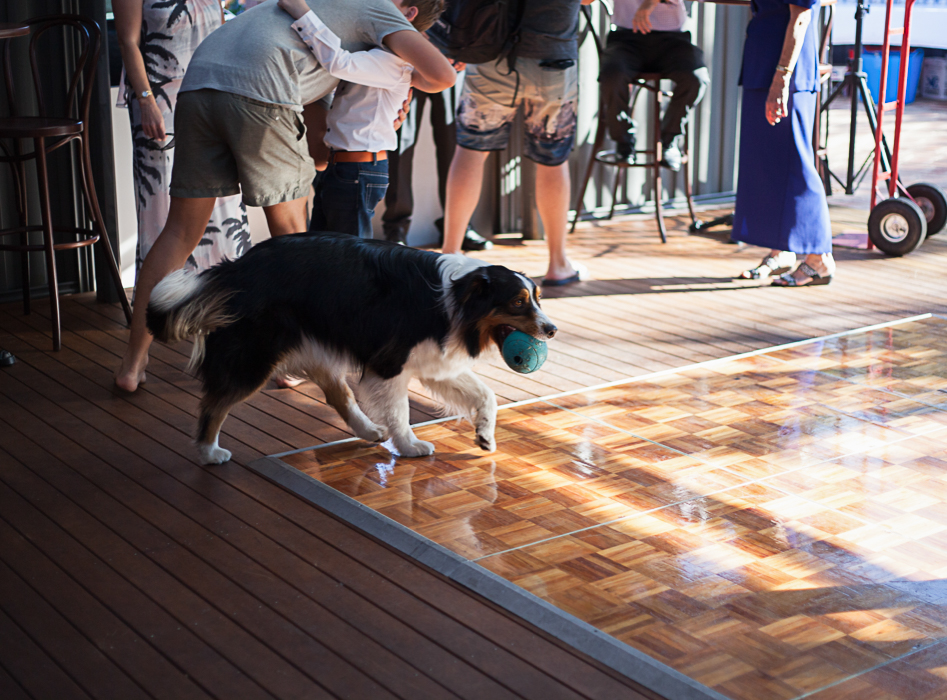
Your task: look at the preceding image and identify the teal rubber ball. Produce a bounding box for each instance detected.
[502,330,548,374]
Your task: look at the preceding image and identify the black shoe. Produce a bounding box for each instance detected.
[661,137,682,172]
[435,218,493,251]
[383,227,408,246]
[615,140,635,163]
[460,228,492,251]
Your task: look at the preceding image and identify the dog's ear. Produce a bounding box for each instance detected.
[458,268,491,303]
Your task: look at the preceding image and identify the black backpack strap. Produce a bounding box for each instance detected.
[495,0,527,106]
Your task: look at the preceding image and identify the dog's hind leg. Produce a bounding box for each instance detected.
[422,370,497,452]
[311,370,387,444]
[197,388,257,465]
[197,348,271,465]
[359,372,434,458]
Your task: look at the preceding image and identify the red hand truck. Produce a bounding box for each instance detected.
[867,0,947,255]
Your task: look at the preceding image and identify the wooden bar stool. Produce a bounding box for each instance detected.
[0,15,132,351]
[571,73,698,242]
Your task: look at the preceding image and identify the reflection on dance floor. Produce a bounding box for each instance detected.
[281,317,947,700]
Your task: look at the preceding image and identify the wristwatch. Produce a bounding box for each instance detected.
[138,89,153,99]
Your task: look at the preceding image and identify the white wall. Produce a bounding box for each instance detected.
[110,87,137,288]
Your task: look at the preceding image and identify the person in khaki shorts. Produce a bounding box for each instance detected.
[116,0,456,392]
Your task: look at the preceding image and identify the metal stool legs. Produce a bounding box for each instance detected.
[571,76,698,242]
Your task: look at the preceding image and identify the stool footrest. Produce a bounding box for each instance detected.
[0,224,100,253]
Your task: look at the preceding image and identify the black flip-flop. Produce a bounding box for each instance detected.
[0,350,15,367]
[542,272,581,287]
[542,264,587,287]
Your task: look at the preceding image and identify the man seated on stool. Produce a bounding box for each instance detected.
[599,0,709,170]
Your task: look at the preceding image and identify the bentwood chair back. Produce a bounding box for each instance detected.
[0,15,132,351]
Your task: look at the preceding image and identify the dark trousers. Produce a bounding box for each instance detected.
[599,29,709,147]
[310,160,389,239]
[382,90,457,243]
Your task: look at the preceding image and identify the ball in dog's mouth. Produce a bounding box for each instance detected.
[492,324,517,349]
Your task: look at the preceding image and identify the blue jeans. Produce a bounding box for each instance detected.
[309,160,389,238]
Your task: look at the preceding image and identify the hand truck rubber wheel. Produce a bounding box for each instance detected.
[906,182,947,236]
[868,197,928,256]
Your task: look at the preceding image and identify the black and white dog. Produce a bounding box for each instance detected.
[146,233,557,464]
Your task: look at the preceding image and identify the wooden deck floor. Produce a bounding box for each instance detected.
[2,206,947,699]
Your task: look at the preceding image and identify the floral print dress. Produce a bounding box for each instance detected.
[119,0,251,279]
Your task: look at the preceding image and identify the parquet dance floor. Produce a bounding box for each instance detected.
[271,315,947,700]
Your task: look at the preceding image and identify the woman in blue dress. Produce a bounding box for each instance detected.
[733,0,835,286]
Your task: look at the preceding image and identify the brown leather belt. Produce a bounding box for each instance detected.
[328,150,388,163]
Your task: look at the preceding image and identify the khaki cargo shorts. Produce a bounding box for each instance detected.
[170,89,315,207]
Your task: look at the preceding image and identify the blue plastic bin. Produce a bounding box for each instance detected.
[863,48,925,104]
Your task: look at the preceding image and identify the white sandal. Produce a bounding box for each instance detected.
[738,251,796,280]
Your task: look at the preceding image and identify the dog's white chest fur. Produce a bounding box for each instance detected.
[404,338,478,381]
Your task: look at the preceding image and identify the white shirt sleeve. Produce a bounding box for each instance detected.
[291,10,410,90]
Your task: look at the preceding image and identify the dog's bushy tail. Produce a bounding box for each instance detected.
[146,269,235,371]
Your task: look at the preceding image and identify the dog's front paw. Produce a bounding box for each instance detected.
[476,431,496,452]
[198,444,232,465]
[397,439,435,458]
[355,421,388,444]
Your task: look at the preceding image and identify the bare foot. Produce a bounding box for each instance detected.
[275,374,305,388]
[542,262,587,287]
[115,357,148,392]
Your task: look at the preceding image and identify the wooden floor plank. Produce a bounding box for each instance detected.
[0,439,274,700]
[0,606,91,700]
[0,509,177,700]
[0,662,32,700]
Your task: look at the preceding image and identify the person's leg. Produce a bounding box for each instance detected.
[442,146,490,254]
[382,93,427,243]
[308,170,329,233]
[318,162,365,237]
[263,196,308,236]
[521,59,580,283]
[599,30,642,153]
[444,62,516,253]
[115,196,217,392]
[358,161,390,239]
[429,90,455,210]
[334,161,388,239]
[661,67,710,143]
[536,162,579,282]
[431,86,492,251]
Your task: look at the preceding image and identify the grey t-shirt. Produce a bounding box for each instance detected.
[517,0,582,62]
[180,0,415,111]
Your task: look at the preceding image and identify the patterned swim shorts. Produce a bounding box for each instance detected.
[456,57,578,166]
